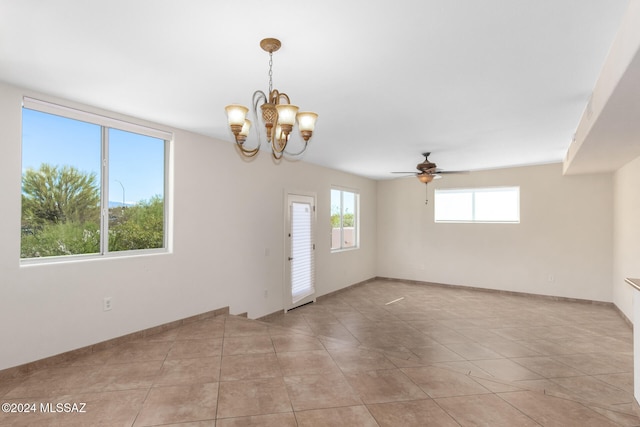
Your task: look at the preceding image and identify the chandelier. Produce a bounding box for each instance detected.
[225,38,318,159]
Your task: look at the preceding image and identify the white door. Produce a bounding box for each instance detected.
[285,193,316,312]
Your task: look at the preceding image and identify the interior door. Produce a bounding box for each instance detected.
[285,193,316,312]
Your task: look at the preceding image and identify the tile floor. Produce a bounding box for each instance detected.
[1,278,638,426]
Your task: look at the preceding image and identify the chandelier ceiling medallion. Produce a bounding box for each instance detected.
[225,38,318,159]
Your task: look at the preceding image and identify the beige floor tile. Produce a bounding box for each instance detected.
[435,393,540,426]
[552,352,633,375]
[4,279,635,425]
[284,373,362,411]
[409,342,465,363]
[593,372,635,394]
[499,390,623,427]
[401,365,491,398]
[588,403,640,426]
[216,412,297,426]
[134,383,217,426]
[0,389,147,427]
[167,338,223,359]
[216,377,291,419]
[512,356,584,378]
[222,335,275,355]
[155,357,221,386]
[550,376,635,406]
[270,333,324,353]
[4,365,103,398]
[327,347,396,372]
[223,318,269,337]
[443,341,503,360]
[471,358,542,382]
[220,353,281,381]
[276,350,341,376]
[89,360,164,392]
[367,399,460,427]
[159,422,216,427]
[176,319,225,340]
[343,368,427,403]
[104,340,174,365]
[295,405,379,427]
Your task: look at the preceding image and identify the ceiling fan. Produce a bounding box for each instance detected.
[392,152,467,203]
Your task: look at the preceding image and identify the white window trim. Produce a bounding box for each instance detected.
[331,185,360,252]
[20,97,173,265]
[434,186,520,224]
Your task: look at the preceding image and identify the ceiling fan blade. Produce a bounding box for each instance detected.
[391,171,418,174]
[434,170,470,174]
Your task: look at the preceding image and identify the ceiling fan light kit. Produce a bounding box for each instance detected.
[225,38,318,160]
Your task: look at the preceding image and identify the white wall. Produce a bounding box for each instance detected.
[613,156,640,320]
[377,163,613,302]
[0,82,377,370]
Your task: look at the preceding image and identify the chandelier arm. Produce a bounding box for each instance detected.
[271,148,284,161]
[276,92,291,105]
[268,89,280,104]
[236,144,260,158]
[270,135,289,155]
[282,138,309,157]
[236,143,260,157]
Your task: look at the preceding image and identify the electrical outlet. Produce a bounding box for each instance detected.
[103,297,112,311]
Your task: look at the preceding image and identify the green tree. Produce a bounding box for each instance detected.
[22,164,99,225]
[330,212,354,228]
[21,164,100,258]
[109,196,164,251]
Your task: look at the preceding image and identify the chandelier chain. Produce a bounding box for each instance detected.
[268,51,273,94]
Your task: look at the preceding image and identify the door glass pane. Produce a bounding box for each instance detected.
[291,201,314,303]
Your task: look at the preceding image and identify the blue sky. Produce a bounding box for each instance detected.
[22,108,165,205]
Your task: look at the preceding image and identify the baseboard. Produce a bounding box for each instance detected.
[377,276,617,306]
[0,306,229,382]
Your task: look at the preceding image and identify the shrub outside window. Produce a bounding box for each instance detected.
[21,97,171,261]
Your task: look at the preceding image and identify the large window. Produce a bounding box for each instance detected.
[434,186,520,223]
[331,187,359,250]
[21,97,171,261]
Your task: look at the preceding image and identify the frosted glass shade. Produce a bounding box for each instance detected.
[417,173,434,183]
[276,104,299,126]
[225,104,249,126]
[240,119,251,137]
[297,112,318,132]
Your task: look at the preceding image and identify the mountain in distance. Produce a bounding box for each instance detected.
[108,201,134,208]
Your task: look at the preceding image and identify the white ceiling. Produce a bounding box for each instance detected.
[0,0,631,179]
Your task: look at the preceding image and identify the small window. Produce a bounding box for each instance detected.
[434,187,520,223]
[21,98,171,261]
[331,187,359,250]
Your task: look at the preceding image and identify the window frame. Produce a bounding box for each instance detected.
[330,186,360,252]
[434,186,520,224]
[20,97,173,264]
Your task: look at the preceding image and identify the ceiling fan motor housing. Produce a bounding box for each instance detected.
[417,160,437,172]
